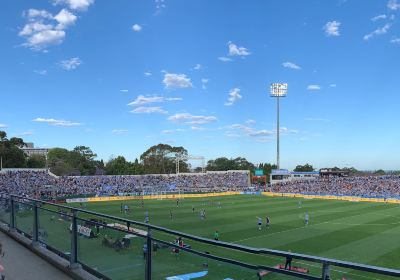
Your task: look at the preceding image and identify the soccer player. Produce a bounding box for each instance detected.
[266,216,270,229]
[257,217,262,230]
[305,212,309,226]
[192,206,195,213]
[218,201,221,208]
[144,210,149,224]
[170,210,173,220]
[176,199,179,208]
[124,204,129,215]
[214,230,219,241]
[120,203,123,213]
[298,201,302,208]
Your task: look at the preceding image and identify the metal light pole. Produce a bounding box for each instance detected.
[270,83,288,170]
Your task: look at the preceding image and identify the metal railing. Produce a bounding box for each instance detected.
[1,194,399,280]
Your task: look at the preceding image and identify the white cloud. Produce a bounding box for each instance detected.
[59,57,82,70]
[112,129,128,134]
[323,21,341,37]
[54,9,77,29]
[127,95,182,106]
[24,29,66,49]
[161,129,184,134]
[193,64,202,70]
[371,14,387,21]
[218,56,233,62]
[225,88,242,106]
[228,41,251,56]
[54,0,95,11]
[163,73,193,89]
[144,72,152,77]
[168,113,217,125]
[132,24,142,32]
[390,37,400,44]
[363,23,391,40]
[282,61,301,70]
[120,89,129,92]
[307,85,321,91]
[34,69,48,75]
[329,84,337,87]
[20,1,92,50]
[131,106,167,114]
[128,95,164,106]
[19,22,54,36]
[388,0,400,10]
[0,124,7,128]
[225,123,275,139]
[24,9,53,20]
[245,119,256,124]
[33,117,81,126]
[165,97,183,101]
[201,78,208,90]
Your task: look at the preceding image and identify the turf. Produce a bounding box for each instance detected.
[9,195,400,280]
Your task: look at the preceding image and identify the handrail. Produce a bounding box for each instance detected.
[8,194,400,279]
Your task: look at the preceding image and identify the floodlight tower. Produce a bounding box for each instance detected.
[270,83,288,170]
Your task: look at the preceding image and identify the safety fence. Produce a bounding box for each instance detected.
[0,195,399,280]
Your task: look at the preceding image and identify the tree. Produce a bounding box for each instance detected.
[374,169,386,176]
[206,157,255,171]
[27,154,46,168]
[0,131,27,168]
[258,163,278,177]
[294,163,315,172]
[140,143,188,174]
[47,148,75,176]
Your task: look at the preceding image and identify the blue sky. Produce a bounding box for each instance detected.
[1,0,400,170]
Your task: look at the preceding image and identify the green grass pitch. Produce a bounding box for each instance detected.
[12,195,400,280]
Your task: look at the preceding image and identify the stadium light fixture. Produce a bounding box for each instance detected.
[270,83,288,169]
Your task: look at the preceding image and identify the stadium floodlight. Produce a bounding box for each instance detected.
[270,83,288,169]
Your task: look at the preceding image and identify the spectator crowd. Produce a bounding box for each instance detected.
[272,176,400,198]
[0,170,249,198]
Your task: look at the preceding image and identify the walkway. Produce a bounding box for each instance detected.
[0,231,73,280]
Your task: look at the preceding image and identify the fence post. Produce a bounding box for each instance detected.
[145,226,152,280]
[322,262,331,280]
[70,209,80,269]
[32,202,39,246]
[9,196,16,231]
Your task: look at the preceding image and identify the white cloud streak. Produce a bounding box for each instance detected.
[228,41,251,56]
[53,0,95,11]
[131,106,168,114]
[282,61,301,70]
[307,85,321,91]
[127,95,182,106]
[112,129,128,134]
[323,21,341,37]
[363,23,391,40]
[168,113,217,125]
[59,57,82,70]
[388,0,400,10]
[163,73,193,89]
[224,88,242,106]
[33,117,81,126]
[371,14,387,21]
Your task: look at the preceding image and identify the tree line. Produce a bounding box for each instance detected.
[1,129,395,177]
